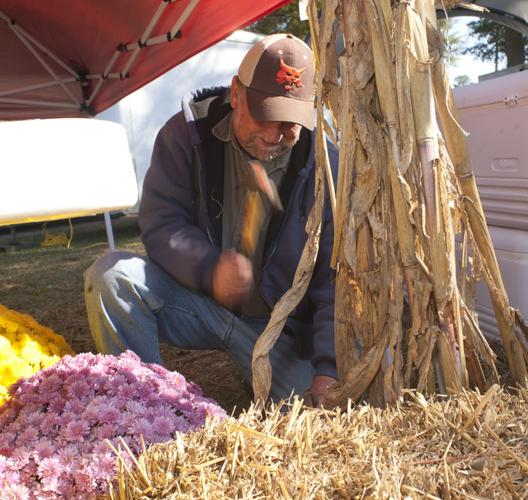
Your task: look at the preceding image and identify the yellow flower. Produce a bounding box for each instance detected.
[0,304,75,404]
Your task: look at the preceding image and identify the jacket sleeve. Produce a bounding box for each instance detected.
[307,144,338,379]
[138,113,220,295]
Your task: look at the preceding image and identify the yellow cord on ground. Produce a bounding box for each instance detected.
[40,219,74,248]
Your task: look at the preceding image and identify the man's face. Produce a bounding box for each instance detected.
[231,77,301,161]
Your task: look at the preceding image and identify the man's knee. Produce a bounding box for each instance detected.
[84,251,144,295]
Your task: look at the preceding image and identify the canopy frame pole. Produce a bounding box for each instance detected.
[87,0,171,105]
[8,23,80,107]
[0,97,78,109]
[1,0,201,114]
[0,11,78,79]
[104,212,116,252]
[168,0,200,41]
[86,51,121,106]
[87,0,200,107]
[120,0,172,77]
[87,73,133,81]
[126,0,201,49]
[0,78,77,98]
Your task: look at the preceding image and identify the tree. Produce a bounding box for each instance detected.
[454,75,471,87]
[438,19,463,67]
[464,18,527,71]
[249,2,310,40]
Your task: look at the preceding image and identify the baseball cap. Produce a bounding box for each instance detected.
[237,33,315,130]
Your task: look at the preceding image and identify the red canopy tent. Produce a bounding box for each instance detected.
[0,0,291,120]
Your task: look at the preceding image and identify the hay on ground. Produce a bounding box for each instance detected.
[112,385,528,499]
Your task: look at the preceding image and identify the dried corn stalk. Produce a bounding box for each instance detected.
[313,0,528,407]
[251,0,528,405]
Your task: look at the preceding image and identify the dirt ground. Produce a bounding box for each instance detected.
[0,216,252,414]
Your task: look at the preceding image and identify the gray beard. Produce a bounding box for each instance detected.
[242,137,298,161]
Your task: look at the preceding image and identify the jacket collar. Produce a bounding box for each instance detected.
[181,87,231,147]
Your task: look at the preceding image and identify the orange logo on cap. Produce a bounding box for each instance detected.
[275,59,305,91]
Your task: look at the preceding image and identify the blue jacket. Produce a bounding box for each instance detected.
[139,87,338,378]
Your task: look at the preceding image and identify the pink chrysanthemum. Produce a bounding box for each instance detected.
[57,411,76,428]
[125,399,146,416]
[37,374,61,396]
[62,419,90,442]
[0,455,18,475]
[117,411,137,434]
[33,439,55,460]
[47,396,65,414]
[10,447,31,468]
[16,427,39,446]
[37,456,62,492]
[3,483,30,500]
[116,382,136,399]
[63,397,85,415]
[68,380,91,400]
[90,452,116,480]
[24,410,45,427]
[92,423,115,440]
[136,383,155,400]
[72,467,95,493]
[98,407,120,425]
[0,351,226,498]
[40,413,60,435]
[152,415,174,436]
[56,445,77,464]
[131,417,154,441]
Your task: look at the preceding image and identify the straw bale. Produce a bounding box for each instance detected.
[112,386,527,499]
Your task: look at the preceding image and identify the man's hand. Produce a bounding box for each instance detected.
[212,250,253,308]
[304,375,337,408]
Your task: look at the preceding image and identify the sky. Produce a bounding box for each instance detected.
[444,17,497,85]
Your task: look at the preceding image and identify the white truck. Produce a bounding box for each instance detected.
[450,2,528,341]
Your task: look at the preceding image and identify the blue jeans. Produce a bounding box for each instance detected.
[84,251,314,402]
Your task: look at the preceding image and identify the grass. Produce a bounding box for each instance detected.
[0,216,251,413]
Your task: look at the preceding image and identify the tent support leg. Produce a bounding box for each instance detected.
[104,212,116,252]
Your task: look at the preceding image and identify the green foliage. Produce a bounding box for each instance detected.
[249,2,310,41]
[454,74,471,87]
[438,19,463,67]
[464,18,527,70]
